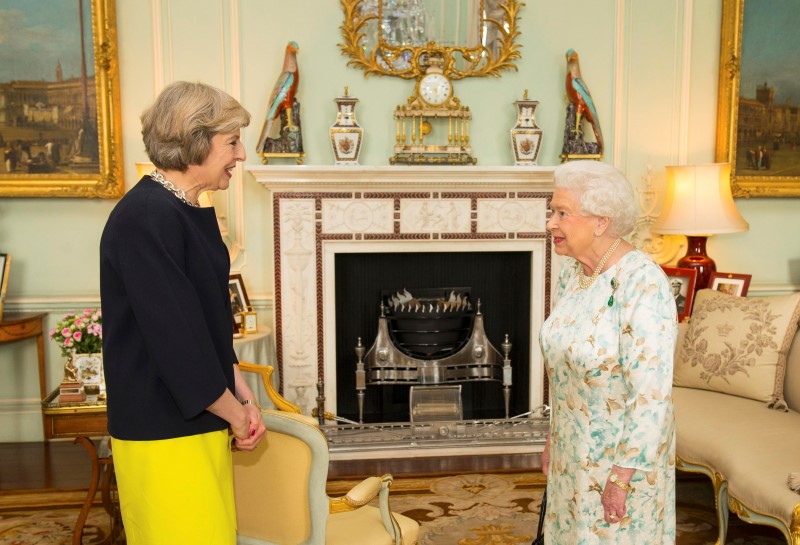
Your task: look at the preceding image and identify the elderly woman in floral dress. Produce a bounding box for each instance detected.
[539,160,677,544]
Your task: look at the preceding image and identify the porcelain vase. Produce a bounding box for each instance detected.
[330,87,364,165]
[510,91,543,165]
[73,352,105,396]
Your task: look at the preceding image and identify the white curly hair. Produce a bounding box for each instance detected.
[553,160,637,238]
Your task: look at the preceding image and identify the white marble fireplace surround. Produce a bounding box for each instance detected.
[247,166,558,425]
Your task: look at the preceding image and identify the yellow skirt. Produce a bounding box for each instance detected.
[113,430,235,545]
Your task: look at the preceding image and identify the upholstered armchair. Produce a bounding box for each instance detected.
[234,362,419,545]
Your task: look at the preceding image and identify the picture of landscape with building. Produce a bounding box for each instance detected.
[0,0,99,176]
[736,1,800,177]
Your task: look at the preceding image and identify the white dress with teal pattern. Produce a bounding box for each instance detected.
[540,249,677,544]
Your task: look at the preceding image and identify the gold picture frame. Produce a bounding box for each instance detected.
[0,254,10,317]
[0,0,123,198]
[715,0,800,197]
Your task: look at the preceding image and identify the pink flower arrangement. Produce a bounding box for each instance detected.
[49,308,103,357]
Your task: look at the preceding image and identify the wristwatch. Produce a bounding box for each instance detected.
[609,473,635,494]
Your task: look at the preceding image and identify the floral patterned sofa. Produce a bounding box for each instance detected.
[673,289,800,544]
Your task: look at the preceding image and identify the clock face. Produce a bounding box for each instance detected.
[418,73,452,106]
[245,314,257,333]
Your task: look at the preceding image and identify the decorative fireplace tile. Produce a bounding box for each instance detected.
[476,199,546,233]
[322,199,394,234]
[400,199,472,233]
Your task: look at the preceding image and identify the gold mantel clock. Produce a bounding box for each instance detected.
[391,59,476,166]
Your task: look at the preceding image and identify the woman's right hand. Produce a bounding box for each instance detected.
[541,432,550,474]
[229,409,251,441]
[232,405,267,451]
[207,389,253,442]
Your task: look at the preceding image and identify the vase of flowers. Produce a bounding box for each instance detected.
[50,309,104,400]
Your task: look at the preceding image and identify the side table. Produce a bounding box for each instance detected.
[41,390,122,545]
[234,327,277,409]
[0,312,47,401]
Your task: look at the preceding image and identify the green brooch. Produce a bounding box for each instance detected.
[608,277,619,307]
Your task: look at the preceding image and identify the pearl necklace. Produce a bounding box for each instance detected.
[578,238,622,289]
[150,170,199,207]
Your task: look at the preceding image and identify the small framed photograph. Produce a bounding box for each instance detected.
[708,272,751,297]
[662,266,698,322]
[228,274,250,331]
[0,254,10,317]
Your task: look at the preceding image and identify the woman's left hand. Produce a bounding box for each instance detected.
[232,404,267,451]
[602,465,635,524]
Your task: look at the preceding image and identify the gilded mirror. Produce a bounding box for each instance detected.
[340,0,524,79]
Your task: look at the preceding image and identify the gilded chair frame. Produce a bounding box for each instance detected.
[234,362,417,545]
[677,455,800,545]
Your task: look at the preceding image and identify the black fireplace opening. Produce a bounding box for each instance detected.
[334,251,533,423]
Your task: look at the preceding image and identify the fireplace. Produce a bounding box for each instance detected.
[336,252,532,423]
[247,165,556,426]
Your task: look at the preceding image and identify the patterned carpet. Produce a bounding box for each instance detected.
[329,472,786,545]
[0,473,788,544]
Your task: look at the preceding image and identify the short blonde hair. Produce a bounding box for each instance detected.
[141,81,251,172]
[553,160,637,238]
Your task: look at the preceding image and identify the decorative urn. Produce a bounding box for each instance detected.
[330,86,364,165]
[510,90,543,165]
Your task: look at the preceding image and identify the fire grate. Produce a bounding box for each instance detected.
[354,287,512,424]
[384,287,474,360]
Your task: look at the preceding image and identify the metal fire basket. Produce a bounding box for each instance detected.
[354,288,511,423]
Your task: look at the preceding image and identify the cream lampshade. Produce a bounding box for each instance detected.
[652,163,749,292]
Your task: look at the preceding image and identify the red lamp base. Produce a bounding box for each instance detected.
[677,236,716,294]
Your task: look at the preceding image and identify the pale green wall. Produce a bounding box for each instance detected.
[1,0,798,442]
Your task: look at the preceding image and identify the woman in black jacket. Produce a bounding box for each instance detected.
[100,81,266,545]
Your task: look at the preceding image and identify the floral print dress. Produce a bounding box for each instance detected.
[540,250,678,544]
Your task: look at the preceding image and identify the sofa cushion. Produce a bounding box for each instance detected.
[674,386,800,528]
[674,289,800,408]
[785,329,800,412]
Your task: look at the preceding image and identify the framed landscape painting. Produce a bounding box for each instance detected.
[716,0,800,197]
[0,0,123,198]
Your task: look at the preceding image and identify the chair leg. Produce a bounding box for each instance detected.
[713,478,729,545]
[677,458,730,545]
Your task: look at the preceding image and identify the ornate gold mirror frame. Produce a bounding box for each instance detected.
[0,0,123,198]
[339,0,524,80]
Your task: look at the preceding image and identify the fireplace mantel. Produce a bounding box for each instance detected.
[246,165,557,424]
[247,164,555,189]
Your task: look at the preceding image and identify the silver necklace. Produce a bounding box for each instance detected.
[578,238,622,289]
[149,170,199,207]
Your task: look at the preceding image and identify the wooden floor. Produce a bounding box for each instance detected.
[0,440,540,492]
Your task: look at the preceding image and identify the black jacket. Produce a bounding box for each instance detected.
[100,176,237,440]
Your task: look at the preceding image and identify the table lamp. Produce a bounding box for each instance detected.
[652,163,749,293]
